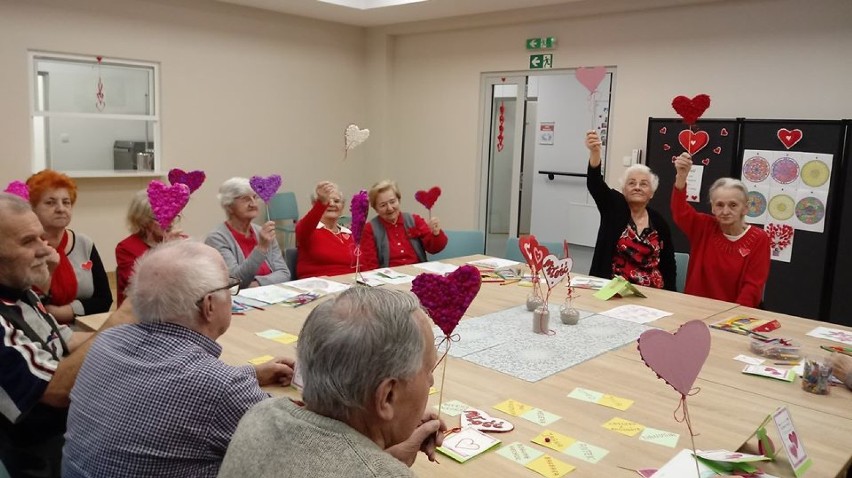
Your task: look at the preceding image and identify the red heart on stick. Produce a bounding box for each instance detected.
[777,128,803,150]
[414,186,442,210]
[518,235,549,272]
[671,94,711,125]
[411,265,481,336]
[678,129,709,155]
[638,320,711,396]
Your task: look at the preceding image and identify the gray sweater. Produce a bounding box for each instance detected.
[205,222,290,288]
[218,398,415,478]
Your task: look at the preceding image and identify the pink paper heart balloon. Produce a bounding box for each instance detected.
[168,168,206,194]
[411,265,481,336]
[414,186,441,210]
[147,180,190,230]
[541,254,573,289]
[638,320,711,396]
[3,180,29,200]
[249,174,282,203]
[576,66,607,94]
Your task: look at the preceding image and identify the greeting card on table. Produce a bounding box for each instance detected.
[805,326,852,346]
[695,450,770,475]
[436,427,501,463]
[772,407,812,477]
[593,275,646,300]
[742,365,796,382]
[710,315,780,335]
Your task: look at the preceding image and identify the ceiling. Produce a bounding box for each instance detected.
[214,0,622,27]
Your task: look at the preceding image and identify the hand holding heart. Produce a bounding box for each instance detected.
[427,217,441,236]
[673,153,693,190]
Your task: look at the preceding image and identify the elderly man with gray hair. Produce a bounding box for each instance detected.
[62,241,295,478]
[219,287,446,477]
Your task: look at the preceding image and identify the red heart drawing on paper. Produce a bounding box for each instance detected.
[659,127,667,134]
[541,254,573,290]
[638,320,711,396]
[662,144,671,151]
[777,128,803,150]
[738,247,751,257]
[720,128,729,136]
[788,432,799,457]
[147,181,191,230]
[461,409,514,432]
[702,158,710,166]
[414,186,442,210]
[518,235,549,272]
[81,260,93,271]
[713,146,722,154]
[167,168,206,194]
[678,129,709,155]
[689,195,698,201]
[671,94,711,125]
[411,265,481,336]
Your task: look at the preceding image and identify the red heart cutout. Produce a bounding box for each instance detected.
[777,128,803,150]
[518,235,549,272]
[689,195,698,201]
[167,168,206,194]
[541,254,573,289]
[411,265,481,336]
[738,247,751,257]
[702,158,710,166]
[81,260,93,271]
[720,128,729,136]
[461,409,514,432]
[638,320,711,396]
[788,432,799,457]
[662,144,671,151]
[678,129,709,155]
[671,94,711,125]
[414,186,442,210]
[659,127,667,134]
[713,146,722,154]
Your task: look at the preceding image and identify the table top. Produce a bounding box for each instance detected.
[76,255,852,477]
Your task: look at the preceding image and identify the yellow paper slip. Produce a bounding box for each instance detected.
[602,417,645,437]
[272,333,299,344]
[248,355,274,365]
[597,394,634,411]
[532,430,576,452]
[524,454,575,477]
[493,399,535,417]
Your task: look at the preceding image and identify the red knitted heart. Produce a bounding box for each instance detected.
[411,265,481,336]
[671,94,711,125]
[414,186,441,210]
[678,130,709,155]
[777,128,803,150]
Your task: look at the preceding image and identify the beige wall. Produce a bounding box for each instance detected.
[379,0,852,229]
[0,0,373,270]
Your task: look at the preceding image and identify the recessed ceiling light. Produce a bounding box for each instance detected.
[317,0,428,10]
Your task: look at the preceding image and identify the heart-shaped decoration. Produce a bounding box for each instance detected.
[689,195,698,201]
[167,168,206,194]
[411,265,481,336]
[461,409,514,432]
[541,254,573,289]
[455,438,481,451]
[671,156,678,163]
[344,124,370,151]
[659,127,667,134]
[662,144,671,151]
[788,432,799,457]
[739,247,751,257]
[3,180,29,200]
[720,128,729,136]
[576,66,607,94]
[678,129,709,155]
[638,320,711,396]
[249,175,282,203]
[518,235,549,272]
[671,94,711,125]
[414,186,442,210]
[702,158,710,166]
[713,146,722,154]
[777,128,803,150]
[147,180,191,230]
[81,260,93,271]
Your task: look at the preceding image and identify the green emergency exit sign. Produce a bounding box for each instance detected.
[526,37,557,50]
[529,54,553,70]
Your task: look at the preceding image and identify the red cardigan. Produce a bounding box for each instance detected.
[671,187,770,307]
[295,201,356,278]
[359,214,447,270]
[115,234,150,307]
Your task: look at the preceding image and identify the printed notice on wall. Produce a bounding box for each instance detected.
[539,122,555,145]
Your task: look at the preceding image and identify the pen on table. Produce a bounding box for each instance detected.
[774,361,800,365]
[500,279,521,286]
[821,345,852,357]
[234,300,265,311]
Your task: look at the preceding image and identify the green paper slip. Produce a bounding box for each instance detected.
[639,427,680,448]
[567,387,604,403]
[497,442,544,465]
[433,399,470,417]
[520,408,561,426]
[564,441,609,464]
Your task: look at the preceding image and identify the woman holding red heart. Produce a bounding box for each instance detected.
[26,169,113,323]
[294,181,356,278]
[585,131,677,291]
[359,180,447,269]
[672,154,770,307]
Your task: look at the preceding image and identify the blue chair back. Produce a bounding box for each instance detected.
[285,248,298,280]
[267,192,299,222]
[674,252,689,293]
[504,237,567,262]
[428,230,484,261]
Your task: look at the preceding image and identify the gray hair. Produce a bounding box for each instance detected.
[619,164,659,193]
[299,287,425,421]
[217,177,254,211]
[0,193,34,242]
[709,177,748,204]
[128,240,227,328]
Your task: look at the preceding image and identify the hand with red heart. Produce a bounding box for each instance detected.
[673,153,693,191]
[518,235,549,273]
[411,265,481,336]
[415,187,442,210]
[677,129,709,155]
[638,320,711,396]
[671,94,711,125]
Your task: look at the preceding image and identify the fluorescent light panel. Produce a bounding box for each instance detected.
[317,0,427,10]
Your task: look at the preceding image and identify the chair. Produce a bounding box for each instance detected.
[267,192,299,248]
[284,248,298,281]
[427,230,485,261]
[504,237,567,263]
[674,252,689,293]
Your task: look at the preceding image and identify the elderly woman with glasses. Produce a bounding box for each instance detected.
[26,169,113,323]
[294,181,355,278]
[205,177,291,288]
[115,189,188,306]
[585,131,677,290]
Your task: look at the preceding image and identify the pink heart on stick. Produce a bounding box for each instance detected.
[541,254,573,289]
[168,168,206,194]
[3,180,29,200]
[576,66,607,94]
[415,186,441,210]
[147,180,190,230]
[638,320,711,396]
[249,174,282,203]
[411,265,481,336]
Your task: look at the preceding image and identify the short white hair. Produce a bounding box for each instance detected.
[709,177,748,204]
[619,164,659,193]
[217,177,254,210]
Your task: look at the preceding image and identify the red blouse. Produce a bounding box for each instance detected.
[226,222,271,277]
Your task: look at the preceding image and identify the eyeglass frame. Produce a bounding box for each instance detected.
[196,277,242,307]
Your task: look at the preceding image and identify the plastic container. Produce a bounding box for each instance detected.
[749,337,802,361]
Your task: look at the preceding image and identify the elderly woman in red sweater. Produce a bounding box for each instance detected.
[672,153,770,307]
[294,181,355,278]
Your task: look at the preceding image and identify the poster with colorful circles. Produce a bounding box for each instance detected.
[767,186,796,226]
[745,184,770,225]
[799,153,833,191]
[793,189,829,233]
[742,150,771,184]
[768,151,802,188]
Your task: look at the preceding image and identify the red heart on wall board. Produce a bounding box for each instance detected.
[663,144,671,151]
[659,127,667,134]
[702,158,710,166]
[671,94,711,125]
[777,128,803,149]
[713,147,722,154]
[414,187,441,210]
[678,129,709,155]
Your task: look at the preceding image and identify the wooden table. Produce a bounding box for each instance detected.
[79,256,852,477]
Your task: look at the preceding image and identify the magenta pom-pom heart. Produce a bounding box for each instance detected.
[167,168,206,194]
[414,186,442,210]
[4,180,29,201]
[249,174,282,203]
[147,180,190,230]
[349,190,369,245]
[411,265,481,336]
[637,320,711,396]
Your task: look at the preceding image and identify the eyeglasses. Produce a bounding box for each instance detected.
[196,277,241,306]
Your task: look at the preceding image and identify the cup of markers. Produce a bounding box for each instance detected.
[801,357,832,395]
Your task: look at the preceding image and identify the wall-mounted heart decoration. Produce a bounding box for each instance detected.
[777,128,803,150]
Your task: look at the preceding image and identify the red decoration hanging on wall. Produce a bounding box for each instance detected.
[497,101,505,152]
[95,56,106,112]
